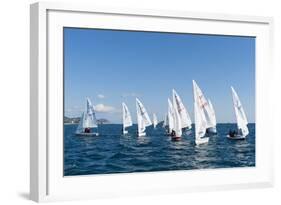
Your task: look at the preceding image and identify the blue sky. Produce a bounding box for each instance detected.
[64,28,255,123]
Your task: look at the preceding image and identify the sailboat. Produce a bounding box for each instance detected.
[172,89,192,130]
[227,87,249,140]
[193,80,209,145]
[172,103,182,141]
[167,98,175,135]
[194,102,209,145]
[122,102,133,135]
[76,98,99,136]
[168,98,182,140]
[136,98,152,137]
[192,80,217,135]
[206,99,217,134]
[152,113,158,129]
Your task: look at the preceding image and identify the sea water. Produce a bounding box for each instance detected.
[64,123,255,176]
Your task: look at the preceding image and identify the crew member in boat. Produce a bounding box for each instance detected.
[171,130,176,137]
[84,127,91,133]
[228,130,237,137]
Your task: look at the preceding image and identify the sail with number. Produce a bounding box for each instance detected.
[122,102,133,135]
[193,81,209,145]
[172,89,192,129]
[192,80,213,129]
[231,87,249,137]
[136,98,152,136]
[153,113,158,128]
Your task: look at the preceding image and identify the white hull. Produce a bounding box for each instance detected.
[195,137,209,145]
[138,132,146,137]
[227,134,246,140]
[206,127,217,134]
[76,132,99,136]
[123,129,128,135]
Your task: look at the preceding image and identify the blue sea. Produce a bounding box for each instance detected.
[64,123,255,176]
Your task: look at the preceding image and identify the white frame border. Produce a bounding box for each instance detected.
[30,2,274,202]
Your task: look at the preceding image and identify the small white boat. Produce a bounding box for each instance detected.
[167,98,182,140]
[194,101,209,145]
[227,87,249,140]
[76,131,99,137]
[172,89,192,130]
[172,101,182,141]
[193,80,217,136]
[122,102,133,135]
[193,80,209,145]
[136,98,152,137]
[75,98,99,136]
[152,113,158,129]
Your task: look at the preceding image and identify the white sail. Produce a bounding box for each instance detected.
[194,102,208,144]
[153,113,158,128]
[136,98,152,136]
[174,103,182,137]
[76,98,98,134]
[168,98,175,134]
[172,89,192,129]
[193,81,209,145]
[231,87,249,137]
[122,102,133,134]
[208,99,217,127]
[84,98,98,128]
[192,80,213,129]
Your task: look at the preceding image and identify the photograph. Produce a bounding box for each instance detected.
[63,27,255,176]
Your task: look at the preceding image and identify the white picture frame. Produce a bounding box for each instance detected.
[30,2,274,202]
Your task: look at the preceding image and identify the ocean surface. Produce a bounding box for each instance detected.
[64,123,255,176]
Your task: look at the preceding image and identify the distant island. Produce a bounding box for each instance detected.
[64,116,110,124]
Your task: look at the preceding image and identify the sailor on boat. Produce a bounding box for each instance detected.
[75,98,99,136]
[226,87,249,140]
[170,129,181,141]
[84,127,91,133]
[228,130,237,138]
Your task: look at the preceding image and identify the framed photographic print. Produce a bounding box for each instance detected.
[30,2,274,202]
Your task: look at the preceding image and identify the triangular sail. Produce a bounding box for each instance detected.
[85,98,98,128]
[136,98,152,136]
[153,113,158,128]
[193,81,209,144]
[208,99,217,127]
[231,87,249,136]
[194,102,207,144]
[122,102,133,134]
[174,103,182,137]
[168,98,175,134]
[76,98,98,134]
[172,89,192,129]
[192,80,213,129]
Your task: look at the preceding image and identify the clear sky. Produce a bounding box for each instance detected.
[64,27,255,123]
